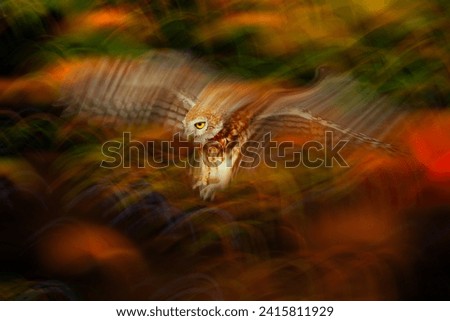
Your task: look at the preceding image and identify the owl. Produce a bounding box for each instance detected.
[59,50,405,200]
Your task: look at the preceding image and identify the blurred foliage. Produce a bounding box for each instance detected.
[2,110,436,300]
[1,0,450,300]
[0,0,449,106]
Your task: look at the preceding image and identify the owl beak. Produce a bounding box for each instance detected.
[183,129,195,141]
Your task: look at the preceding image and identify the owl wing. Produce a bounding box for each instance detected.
[57,50,216,131]
[248,74,406,155]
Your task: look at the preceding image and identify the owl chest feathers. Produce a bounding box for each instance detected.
[186,84,269,199]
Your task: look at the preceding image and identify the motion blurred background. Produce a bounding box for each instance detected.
[0,0,449,300]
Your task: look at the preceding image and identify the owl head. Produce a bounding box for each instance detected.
[179,81,254,144]
[182,112,223,144]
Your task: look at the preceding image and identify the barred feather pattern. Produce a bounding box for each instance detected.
[59,51,216,130]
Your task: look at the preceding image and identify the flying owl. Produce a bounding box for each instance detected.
[58,50,405,200]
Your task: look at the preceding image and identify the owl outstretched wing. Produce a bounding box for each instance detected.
[57,50,216,131]
[248,74,407,156]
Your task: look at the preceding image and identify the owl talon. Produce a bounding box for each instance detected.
[192,181,203,189]
[199,184,219,201]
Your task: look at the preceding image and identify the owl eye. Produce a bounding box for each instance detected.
[194,121,206,129]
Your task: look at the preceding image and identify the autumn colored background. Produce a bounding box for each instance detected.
[0,0,449,300]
